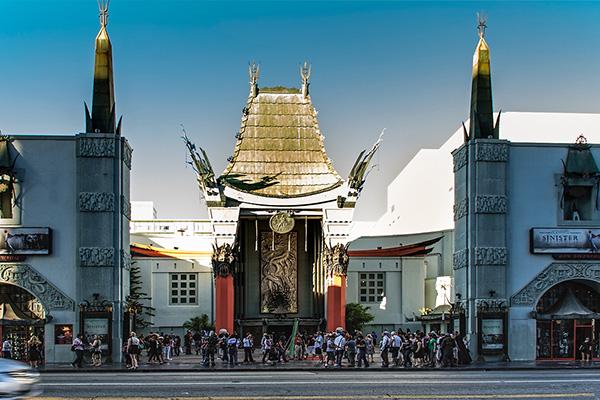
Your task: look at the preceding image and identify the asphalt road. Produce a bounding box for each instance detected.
[36,369,599,400]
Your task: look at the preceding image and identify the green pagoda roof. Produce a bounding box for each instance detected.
[220,86,343,198]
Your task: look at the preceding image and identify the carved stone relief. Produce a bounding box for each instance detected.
[453,198,468,221]
[211,243,236,277]
[260,231,297,314]
[476,298,507,312]
[511,263,600,307]
[453,249,468,270]
[121,196,131,220]
[323,243,350,277]
[79,192,114,212]
[475,143,508,162]
[0,264,74,311]
[79,138,115,157]
[453,146,468,172]
[474,247,507,265]
[475,195,507,214]
[122,141,132,169]
[79,247,115,267]
[121,250,131,271]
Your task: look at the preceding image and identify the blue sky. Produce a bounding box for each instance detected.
[1,1,600,221]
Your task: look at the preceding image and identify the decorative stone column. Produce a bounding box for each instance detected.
[212,243,236,334]
[324,243,349,333]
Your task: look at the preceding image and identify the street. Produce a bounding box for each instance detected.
[36,369,599,399]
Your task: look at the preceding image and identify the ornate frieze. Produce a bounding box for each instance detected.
[121,250,131,271]
[79,247,115,267]
[0,264,74,311]
[79,192,114,212]
[211,243,236,278]
[475,195,507,214]
[476,298,507,313]
[122,141,132,169]
[511,263,600,307]
[453,146,468,172]
[453,249,468,270]
[324,243,350,277]
[474,247,507,266]
[475,143,508,162]
[79,138,115,157]
[260,232,298,314]
[121,196,131,220]
[453,198,469,221]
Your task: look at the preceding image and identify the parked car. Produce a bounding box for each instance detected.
[0,358,41,399]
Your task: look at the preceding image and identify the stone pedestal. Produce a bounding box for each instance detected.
[215,275,234,334]
[326,274,346,333]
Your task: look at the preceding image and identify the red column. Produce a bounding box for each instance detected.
[326,274,346,333]
[215,275,234,334]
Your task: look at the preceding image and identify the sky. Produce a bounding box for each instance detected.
[1,1,600,221]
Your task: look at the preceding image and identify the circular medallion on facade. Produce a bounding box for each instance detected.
[269,212,295,234]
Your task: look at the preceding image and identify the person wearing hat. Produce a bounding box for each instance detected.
[380,330,390,367]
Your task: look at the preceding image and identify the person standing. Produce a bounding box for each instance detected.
[2,338,12,359]
[243,333,254,363]
[333,330,346,367]
[356,334,369,368]
[440,333,456,367]
[345,334,356,367]
[127,332,140,370]
[580,337,593,362]
[71,334,85,368]
[28,336,42,368]
[261,334,273,364]
[390,331,401,366]
[313,332,323,364]
[89,335,102,367]
[380,331,390,368]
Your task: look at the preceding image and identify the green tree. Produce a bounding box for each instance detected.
[183,314,215,333]
[345,302,375,333]
[128,262,155,330]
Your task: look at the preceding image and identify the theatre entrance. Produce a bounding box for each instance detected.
[0,283,46,361]
[535,280,600,360]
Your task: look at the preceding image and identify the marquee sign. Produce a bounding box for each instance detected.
[0,227,52,255]
[531,228,600,254]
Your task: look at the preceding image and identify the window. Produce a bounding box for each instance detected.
[563,184,594,220]
[169,273,197,305]
[359,272,385,303]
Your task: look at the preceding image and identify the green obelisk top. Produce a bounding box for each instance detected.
[468,12,498,141]
[86,0,117,134]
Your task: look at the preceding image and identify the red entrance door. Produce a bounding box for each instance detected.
[537,319,597,360]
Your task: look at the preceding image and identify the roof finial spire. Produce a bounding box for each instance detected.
[98,0,110,28]
[300,61,311,85]
[249,61,260,85]
[477,10,487,38]
[300,61,311,98]
[249,61,260,97]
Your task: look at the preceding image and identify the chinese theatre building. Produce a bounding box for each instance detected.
[0,3,131,363]
[453,16,600,361]
[185,63,379,336]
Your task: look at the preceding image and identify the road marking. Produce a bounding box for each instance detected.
[39,379,600,386]
[34,394,596,399]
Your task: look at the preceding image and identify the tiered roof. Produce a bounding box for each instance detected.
[220,86,343,198]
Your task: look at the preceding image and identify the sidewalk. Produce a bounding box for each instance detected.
[37,352,600,373]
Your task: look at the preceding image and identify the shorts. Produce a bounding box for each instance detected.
[315,347,322,355]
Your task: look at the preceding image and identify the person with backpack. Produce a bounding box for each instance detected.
[440,333,456,367]
[203,331,218,367]
[227,333,239,365]
[333,329,346,367]
[345,334,356,367]
[261,334,274,364]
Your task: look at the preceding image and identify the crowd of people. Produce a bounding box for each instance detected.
[115,327,472,369]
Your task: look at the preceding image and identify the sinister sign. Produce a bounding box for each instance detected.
[531,228,600,254]
[0,227,51,255]
[84,317,110,350]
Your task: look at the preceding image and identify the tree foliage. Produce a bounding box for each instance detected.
[183,314,215,333]
[128,262,155,330]
[345,302,375,333]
